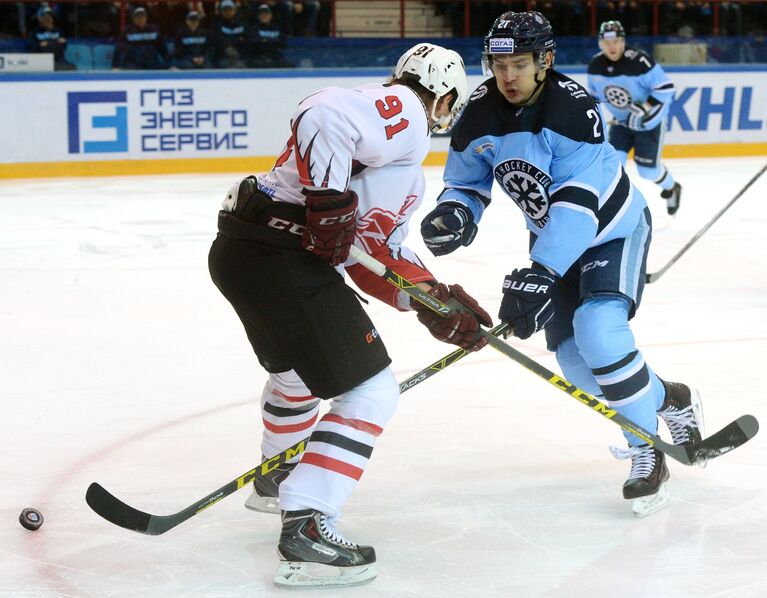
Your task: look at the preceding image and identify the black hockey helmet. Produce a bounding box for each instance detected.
[482,11,556,74]
[599,20,626,40]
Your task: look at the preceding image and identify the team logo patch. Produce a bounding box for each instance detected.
[604,85,632,109]
[474,142,494,155]
[494,159,552,229]
[470,85,488,101]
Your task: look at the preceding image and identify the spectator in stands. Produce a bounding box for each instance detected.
[250,1,319,36]
[146,1,188,38]
[77,1,118,37]
[29,5,75,70]
[213,0,249,67]
[174,10,212,68]
[112,6,169,69]
[286,1,321,36]
[719,2,743,35]
[250,3,292,67]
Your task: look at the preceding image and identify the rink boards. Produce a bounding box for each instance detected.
[0,65,765,178]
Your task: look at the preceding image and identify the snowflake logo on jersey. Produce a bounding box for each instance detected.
[604,85,633,109]
[356,195,418,253]
[494,159,552,229]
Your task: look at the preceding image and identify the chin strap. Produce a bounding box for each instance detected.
[514,69,548,108]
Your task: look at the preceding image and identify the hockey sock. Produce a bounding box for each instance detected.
[555,336,603,399]
[261,370,321,463]
[574,296,665,446]
[280,367,399,518]
[649,164,676,191]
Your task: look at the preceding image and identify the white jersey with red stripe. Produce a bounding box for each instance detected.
[256,83,436,309]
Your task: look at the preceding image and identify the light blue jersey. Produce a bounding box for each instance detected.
[439,70,646,277]
[587,47,674,127]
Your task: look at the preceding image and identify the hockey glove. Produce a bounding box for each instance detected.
[641,97,664,130]
[499,267,558,340]
[302,188,358,266]
[627,102,648,131]
[420,202,478,257]
[413,283,493,351]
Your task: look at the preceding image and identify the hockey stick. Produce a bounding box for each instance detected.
[86,438,308,535]
[399,322,511,392]
[646,163,766,283]
[85,324,514,535]
[348,245,759,467]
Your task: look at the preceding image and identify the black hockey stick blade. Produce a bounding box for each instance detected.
[87,482,156,534]
[87,438,308,535]
[684,414,759,465]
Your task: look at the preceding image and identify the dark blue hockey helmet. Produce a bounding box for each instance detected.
[599,20,626,40]
[482,11,556,74]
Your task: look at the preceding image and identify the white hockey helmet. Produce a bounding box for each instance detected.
[394,43,468,134]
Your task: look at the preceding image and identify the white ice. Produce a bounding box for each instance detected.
[1,157,766,598]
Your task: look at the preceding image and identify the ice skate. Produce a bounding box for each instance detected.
[610,444,670,518]
[661,182,682,215]
[244,460,296,514]
[658,380,705,452]
[274,509,377,588]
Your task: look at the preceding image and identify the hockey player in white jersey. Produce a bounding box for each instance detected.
[421,11,703,518]
[209,43,492,588]
[587,21,682,215]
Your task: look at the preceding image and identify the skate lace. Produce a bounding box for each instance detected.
[659,405,697,444]
[609,445,655,479]
[318,515,358,549]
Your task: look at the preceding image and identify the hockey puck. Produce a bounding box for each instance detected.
[19,508,44,531]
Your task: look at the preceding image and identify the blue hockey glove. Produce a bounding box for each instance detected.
[627,101,663,132]
[499,267,558,340]
[627,102,648,131]
[641,99,664,130]
[420,202,478,257]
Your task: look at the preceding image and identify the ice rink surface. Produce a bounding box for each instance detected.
[1,157,766,598]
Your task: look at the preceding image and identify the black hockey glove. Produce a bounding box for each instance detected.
[420,202,478,257]
[413,283,493,351]
[499,267,558,340]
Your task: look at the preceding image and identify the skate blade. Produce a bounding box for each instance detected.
[274,561,377,588]
[691,389,707,469]
[243,492,279,514]
[631,483,670,518]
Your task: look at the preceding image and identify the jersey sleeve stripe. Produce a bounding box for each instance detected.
[599,167,623,209]
[550,184,599,217]
[593,172,634,243]
[550,202,599,226]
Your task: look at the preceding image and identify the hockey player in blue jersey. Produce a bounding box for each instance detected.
[587,20,682,215]
[420,11,703,516]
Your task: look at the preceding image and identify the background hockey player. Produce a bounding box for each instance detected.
[208,43,491,588]
[420,12,702,518]
[587,20,682,215]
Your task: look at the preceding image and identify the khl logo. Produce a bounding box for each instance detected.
[67,91,128,154]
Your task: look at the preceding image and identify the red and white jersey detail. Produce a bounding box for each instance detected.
[262,83,430,200]
[344,163,434,309]
[259,83,435,309]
